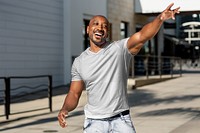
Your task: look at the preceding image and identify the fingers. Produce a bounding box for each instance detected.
[174,7,181,14]
[164,3,180,20]
[58,110,68,128]
[171,7,181,20]
[166,3,174,10]
[166,2,180,13]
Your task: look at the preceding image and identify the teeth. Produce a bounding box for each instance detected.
[95,33,102,36]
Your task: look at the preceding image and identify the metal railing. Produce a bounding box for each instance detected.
[129,55,182,78]
[0,75,52,119]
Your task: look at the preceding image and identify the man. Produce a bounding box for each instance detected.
[58,3,180,133]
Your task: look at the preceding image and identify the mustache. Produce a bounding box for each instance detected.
[94,29,104,34]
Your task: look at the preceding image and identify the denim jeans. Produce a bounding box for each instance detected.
[83,114,136,133]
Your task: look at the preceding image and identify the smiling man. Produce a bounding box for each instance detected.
[58,3,180,133]
[87,15,109,47]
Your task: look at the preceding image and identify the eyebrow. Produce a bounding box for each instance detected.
[92,19,108,25]
[90,16,108,23]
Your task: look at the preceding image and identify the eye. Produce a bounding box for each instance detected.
[93,22,99,26]
[103,24,108,28]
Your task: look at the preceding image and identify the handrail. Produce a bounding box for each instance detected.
[130,55,182,79]
[0,75,52,119]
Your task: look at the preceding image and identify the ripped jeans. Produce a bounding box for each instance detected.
[83,114,136,133]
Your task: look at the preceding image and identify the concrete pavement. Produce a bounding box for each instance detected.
[0,73,200,133]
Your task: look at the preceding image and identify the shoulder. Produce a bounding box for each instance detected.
[107,38,129,52]
[72,49,90,67]
[75,48,89,60]
[111,38,129,48]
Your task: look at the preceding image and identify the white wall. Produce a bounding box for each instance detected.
[0,0,64,86]
[0,0,107,90]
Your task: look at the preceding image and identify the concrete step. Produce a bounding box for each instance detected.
[128,74,181,90]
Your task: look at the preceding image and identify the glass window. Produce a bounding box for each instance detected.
[120,21,128,39]
[83,19,90,50]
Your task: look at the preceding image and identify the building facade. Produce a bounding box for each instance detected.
[0,0,64,87]
[0,0,199,95]
[107,0,134,41]
[0,0,107,91]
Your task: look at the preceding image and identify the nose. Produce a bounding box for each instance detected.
[97,24,103,30]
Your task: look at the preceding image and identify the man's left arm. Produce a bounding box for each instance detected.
[127,3,180,55]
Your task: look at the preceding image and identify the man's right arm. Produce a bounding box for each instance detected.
[58,80,85,128]
[127,3,180,55]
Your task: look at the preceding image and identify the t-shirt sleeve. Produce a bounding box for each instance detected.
[122,38,133,62]
[123,37,136,56]
[116,38,134,60]
[71,58,82,81]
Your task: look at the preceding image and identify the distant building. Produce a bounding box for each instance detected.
[135,0,200,60]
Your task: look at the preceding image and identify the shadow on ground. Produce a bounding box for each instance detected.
[1,84,200,131]
[128,88,200,118]
[9,85,70,104]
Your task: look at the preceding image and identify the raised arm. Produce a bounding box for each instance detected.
[127,3,180,55]
[58,80,85,128]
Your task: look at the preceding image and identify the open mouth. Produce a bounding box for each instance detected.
[94,32,104,38]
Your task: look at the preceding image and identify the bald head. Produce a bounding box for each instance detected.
[89,15,109,26]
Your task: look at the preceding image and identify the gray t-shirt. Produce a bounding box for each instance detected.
[71,38,133,119]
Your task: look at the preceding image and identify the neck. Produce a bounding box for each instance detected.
[89,42,107,53]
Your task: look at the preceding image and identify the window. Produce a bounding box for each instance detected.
[120,21,128,39]
[83,19,90,50]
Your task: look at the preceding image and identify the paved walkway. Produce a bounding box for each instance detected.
[0,73,200,133]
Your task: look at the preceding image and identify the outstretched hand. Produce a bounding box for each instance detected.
[160,3,180,21]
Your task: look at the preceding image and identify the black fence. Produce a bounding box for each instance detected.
[0,75,52,119]
[129,55,182,78]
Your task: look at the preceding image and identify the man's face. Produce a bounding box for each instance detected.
[87,16,109,46]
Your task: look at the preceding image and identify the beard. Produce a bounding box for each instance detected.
[89,32,108,46]
[91,37,107,46]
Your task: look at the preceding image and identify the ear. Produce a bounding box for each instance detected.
[105,28,109,38]
[86,26,89,34]
[105,33,109,38]
[106,23,111,39]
